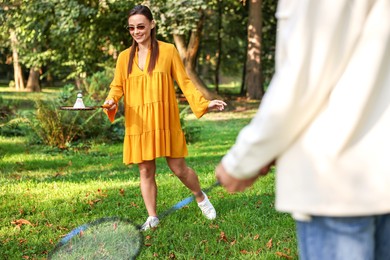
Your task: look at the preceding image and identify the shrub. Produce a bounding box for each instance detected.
[84,69,114,102]
[0,95,25,136]
[0,117,30,137]
[31,99,83,148]
[30,98,115,149]
[180,105,201,144]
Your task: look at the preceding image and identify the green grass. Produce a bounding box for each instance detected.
[0,87,298,259]
[0,86,58,110]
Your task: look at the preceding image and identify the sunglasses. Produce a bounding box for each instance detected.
[125,25,146,32]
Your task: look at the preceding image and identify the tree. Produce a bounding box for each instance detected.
[152,0,222,100]
[1,2,25,90]
[9,29,25,90]
[214,0,223,93]
[1,0,277,99]
[244,0,263,100]
[199,0,248,94]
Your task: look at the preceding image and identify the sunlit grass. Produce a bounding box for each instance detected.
[0,87,298,259]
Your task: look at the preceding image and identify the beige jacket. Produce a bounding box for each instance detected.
[222,0,390,217]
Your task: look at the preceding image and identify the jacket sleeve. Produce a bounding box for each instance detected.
[222,0,368,179]
[170,46,210,118]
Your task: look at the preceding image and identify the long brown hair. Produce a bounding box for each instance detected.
[127,5,159,75]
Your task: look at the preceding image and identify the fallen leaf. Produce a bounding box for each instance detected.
[219,231,228,243]
[275,251,293,259]
[87,199,101,207]
[97,189,107,197]
[130,202,139,208]
[266,238,273,249]
[119,189,125,196]
[253,234,260,240]
[11,219,33,227]
[240,250,249,254]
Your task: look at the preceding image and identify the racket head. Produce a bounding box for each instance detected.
[48,217,143,260]
[59,106,97,111]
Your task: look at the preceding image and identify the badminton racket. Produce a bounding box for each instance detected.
[59,104,111,111]
[48,181,219,259]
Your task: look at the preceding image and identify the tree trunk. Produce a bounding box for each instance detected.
[26,67,41,92]
[214,0,223,93]
[245,0,263,100]
[172,11,221,101]
[10,30,25,91]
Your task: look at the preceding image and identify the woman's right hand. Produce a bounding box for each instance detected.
[103,99,117,111]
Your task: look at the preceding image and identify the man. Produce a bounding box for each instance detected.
[216,0,390,259]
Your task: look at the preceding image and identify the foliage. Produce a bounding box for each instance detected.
[84,68,114,102]
[0,117,30,137]
[150,0,208,39]
[1,0,278,97]
[0,94,24,136]
[0,95,13,123]
[31,99,85,148]
[180,105,201,143]
[261,0,278,88]
[0,0,135,82]
[30,87,123,148]
[198,0,248,85]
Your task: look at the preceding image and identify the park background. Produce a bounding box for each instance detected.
[0,0,298,259]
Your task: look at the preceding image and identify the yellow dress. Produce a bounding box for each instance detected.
[105,41,210,164]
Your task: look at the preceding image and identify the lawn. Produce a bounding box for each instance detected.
[0,86,298,259]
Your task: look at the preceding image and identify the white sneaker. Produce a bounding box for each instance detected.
[197,192,216,220]
[140,216,159,231]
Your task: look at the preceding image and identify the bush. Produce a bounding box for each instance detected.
[180,105,201,144]
[30,98,116,149]
[32,99,84,148]
[0,117,30,137]
[0,95,25,136]
[84,69,114,102]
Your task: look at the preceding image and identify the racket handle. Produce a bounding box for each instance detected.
[60,224,88,244]
[158,181,220,220]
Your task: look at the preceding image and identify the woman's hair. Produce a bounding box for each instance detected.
[127,5,159,75]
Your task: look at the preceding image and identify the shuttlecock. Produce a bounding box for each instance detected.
[73,93,85,109]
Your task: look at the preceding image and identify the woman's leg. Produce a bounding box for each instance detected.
[166,157,216,220]
[138,160,157,217]
[166,157,204,202]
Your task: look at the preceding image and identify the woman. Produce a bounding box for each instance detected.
[104,5,226,231]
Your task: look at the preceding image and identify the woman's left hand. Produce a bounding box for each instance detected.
[208,100,227,111]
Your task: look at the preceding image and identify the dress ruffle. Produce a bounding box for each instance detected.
[123,129,188,164]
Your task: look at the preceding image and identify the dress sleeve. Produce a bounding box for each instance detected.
[104,51,126,122]
[170,46,210,118]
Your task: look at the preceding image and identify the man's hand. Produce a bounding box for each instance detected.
[215,160,275,193]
